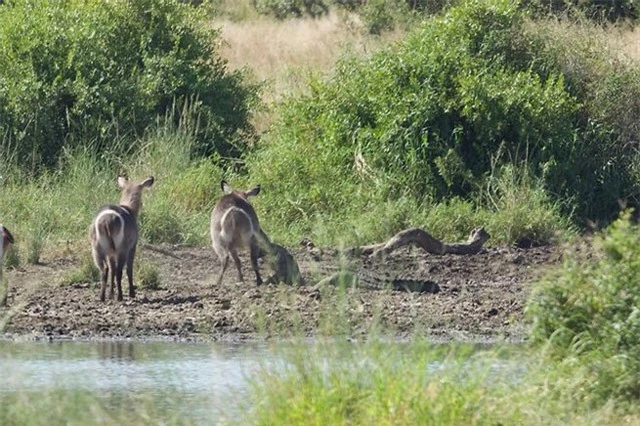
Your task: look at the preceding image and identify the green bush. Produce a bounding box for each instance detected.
[527,211,640,403]
[522,19,640,221]
[0,0,257,170]
[249,0,639,236]
[477,165,575,246]
[356,0,401,34]
[355,0,453,35]
[254,0,330,18]
[249,1,576,234]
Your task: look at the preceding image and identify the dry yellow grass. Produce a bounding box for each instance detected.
[608,25,640,62]
[527,18,640,65]
[215,13,403,131]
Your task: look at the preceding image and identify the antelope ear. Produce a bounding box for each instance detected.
[117,176,128,189]
[141,176,155,188]
[246,185,261,197]
[221,180,233,194]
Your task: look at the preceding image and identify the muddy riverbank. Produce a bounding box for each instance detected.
[0,243,561,342]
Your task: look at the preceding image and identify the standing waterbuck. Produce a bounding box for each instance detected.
[90,176,154,302]
[0,224,14,306]
[210,180,269,286]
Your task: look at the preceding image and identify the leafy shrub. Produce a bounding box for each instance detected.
[404,0,456,14]
[253,0,453,22]
[332,0,365,11]
[249,1,569,222]
[522,18,640,221]
[254,0,330,18]
[527,211,640,403]
[0,0,257,170]
[249,0,639,237]
[357,0,410,34]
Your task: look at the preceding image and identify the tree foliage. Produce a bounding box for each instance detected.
[0,0,257,169]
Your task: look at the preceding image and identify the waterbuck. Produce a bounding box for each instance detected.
[210,180,269,286]
[90,176,154,302]
[0,224,14,306]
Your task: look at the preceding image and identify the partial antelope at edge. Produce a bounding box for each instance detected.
[0,224,14,306]
[210,180,270,286]
[90,176,154,302]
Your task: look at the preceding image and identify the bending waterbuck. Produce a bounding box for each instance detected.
[90,176,154,302]
[0,224,14,306]
[210,180,269,286]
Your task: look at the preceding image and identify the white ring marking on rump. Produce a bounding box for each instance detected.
[94,209,125,250]
[219,207,254,243]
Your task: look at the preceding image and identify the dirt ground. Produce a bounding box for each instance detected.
[0,242,562,343]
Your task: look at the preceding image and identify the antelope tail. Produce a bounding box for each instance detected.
[96,219,117,253]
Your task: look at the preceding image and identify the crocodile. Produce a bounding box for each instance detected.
[314,268,439,294]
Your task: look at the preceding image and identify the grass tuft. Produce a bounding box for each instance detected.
[136,261,161,291]
[59,253,99,287]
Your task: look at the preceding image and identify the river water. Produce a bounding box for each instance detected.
[0,339,525,424]
[0,339,276,423]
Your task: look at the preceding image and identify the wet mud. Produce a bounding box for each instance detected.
[0,243,562,343]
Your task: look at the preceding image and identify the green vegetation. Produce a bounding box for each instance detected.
[241,209,640,425]
[243,0,454,34]
[0,373,209,426]
[0,117,226,257]
[0,0,255,170]
[3,1,640,423]
[1,0,638,253]
[58,252,100,286]
[242,340,639,425]
[249,0,630,245]
[528,211,640,405]
[137,260,162,290]
[525,0,640,21]
[0,390,190,426]
[247,341,510,425]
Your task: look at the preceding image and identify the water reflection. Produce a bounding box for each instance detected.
[96,340,136,361]
[0,339,525,424]
[0,340,272,423]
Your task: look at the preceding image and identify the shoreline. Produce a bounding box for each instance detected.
[0,244,559,344]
